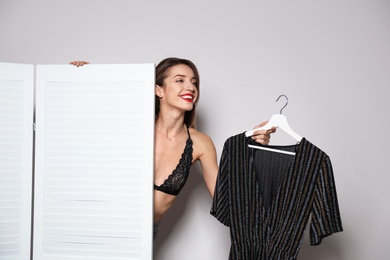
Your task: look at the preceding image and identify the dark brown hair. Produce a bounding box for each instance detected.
[155,57,200,128]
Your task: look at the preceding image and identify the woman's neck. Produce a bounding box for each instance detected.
[155,114,185,141]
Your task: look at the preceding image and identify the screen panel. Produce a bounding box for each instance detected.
[0,62,34,260]
[34,64,155,260]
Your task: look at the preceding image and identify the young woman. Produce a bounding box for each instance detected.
[70,58,276,239]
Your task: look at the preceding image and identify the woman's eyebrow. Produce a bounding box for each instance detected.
[173,74,197,81]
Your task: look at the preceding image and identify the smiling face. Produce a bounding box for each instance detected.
[155,57,200,127]
[156,64,199,114]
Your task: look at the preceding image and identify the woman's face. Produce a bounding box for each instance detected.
[157,64,198,111]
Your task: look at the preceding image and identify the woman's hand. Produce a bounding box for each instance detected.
[251,121,276,145]
[69,61,89,67]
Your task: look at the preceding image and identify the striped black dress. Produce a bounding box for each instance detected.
[211,134,343,260]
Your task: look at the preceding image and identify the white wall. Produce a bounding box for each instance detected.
[1,0,389,259]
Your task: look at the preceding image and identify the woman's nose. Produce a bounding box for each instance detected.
[186,81,196,91]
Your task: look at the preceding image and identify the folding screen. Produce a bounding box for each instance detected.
[0,62,155,260]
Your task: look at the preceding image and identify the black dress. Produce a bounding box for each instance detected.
[211,134,343,260]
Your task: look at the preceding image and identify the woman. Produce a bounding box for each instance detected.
[70,58,276,239]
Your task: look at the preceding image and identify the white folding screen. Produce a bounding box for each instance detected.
[33,64,155,260]
[0,62,34,260]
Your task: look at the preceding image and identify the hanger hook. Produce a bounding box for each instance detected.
[276,94,288,114]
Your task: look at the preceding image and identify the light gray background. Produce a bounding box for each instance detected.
[1,0,389,259]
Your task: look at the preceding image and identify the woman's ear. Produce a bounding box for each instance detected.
[155,85,163,97]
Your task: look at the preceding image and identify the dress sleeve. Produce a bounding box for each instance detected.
[210,142,230,226]
[310,155,343,245]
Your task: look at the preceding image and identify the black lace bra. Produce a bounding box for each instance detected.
[154,126,193,196]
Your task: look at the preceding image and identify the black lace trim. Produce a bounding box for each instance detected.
[154,127,193,196]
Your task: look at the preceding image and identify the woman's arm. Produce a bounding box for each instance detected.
[197,134,219,197]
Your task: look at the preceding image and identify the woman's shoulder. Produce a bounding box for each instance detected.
[188,127,218,164]
[188,127,216,151]
[188,127,211,142]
